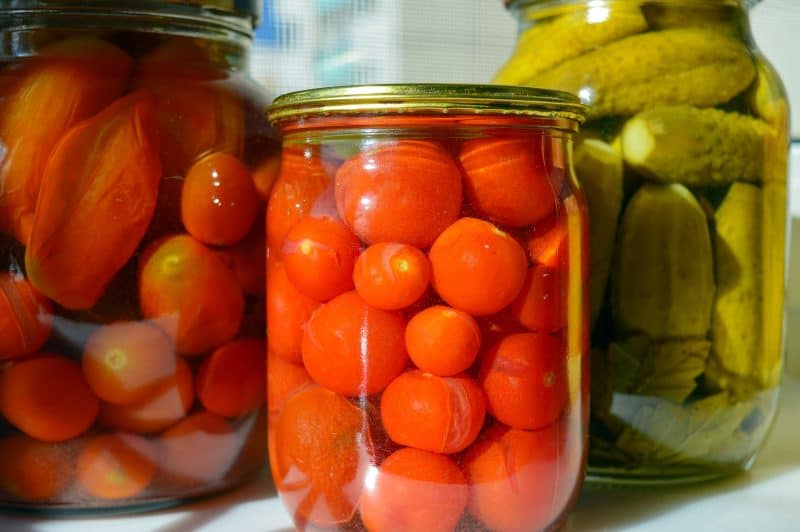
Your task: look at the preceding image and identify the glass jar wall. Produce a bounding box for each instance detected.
[495,0,790,484]
[266,85,589,531]
[0,0,278,512]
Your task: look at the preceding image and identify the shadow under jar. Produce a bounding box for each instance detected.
[0,0,279,513]
[265,84,589,532]
[495,0,791,484]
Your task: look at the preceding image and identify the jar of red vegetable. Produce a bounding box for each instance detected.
[266,84,589,531]
[0,1,276,512]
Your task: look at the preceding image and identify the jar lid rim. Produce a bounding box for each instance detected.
[267,84,587,127]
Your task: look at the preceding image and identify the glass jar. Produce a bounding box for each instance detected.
[266,84,589,532]
[0,0,278,512]
[495,0,791,484]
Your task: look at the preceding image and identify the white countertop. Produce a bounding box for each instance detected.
[2,376,799,532]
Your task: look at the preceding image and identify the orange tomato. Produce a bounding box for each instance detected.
[0,354,99,442]
[0,435,73,502]
[98,357,194,435]
[479,333,567,430]
[82,321,177,406]
[282,216,361,302]
[197,338,266,418]
[335,141,462,248]
[181,152,259,246]
[301,291,408,397]
[526,213,567,269]
[464,423,569,532]
[138,235,244,355]
[405,305,480,377]
[25,90,161,310]
[380,370,485,454]
[510,265,566,334]
[0,272,52,360]
[359,447,468,532]
[273,385,372,528]
[0,36,133,245]
[429,217,527,316]
[135,40,243,178]
[267,352,312,417]
[76,432,157,500]
[266,261,319,364]
[266,146,331,253]
[353,242,430,310]
[159,411,239,485]
[251,154,281,200]
[459,137,556,227]
[216,214,266,296]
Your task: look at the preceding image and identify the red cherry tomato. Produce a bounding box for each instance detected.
[510,265,566,334]
[335,141,462,248]
[359,447,468,532]
[464,423,571,532]
[405,305,480,376]
[266,261,319,364]
[283,216,361,302]
[353,242,430,310]
[479,332,567,430]
[429,217,527,316]
[459,137,556,227]
[301,291,408,397]
[380,369,485,454]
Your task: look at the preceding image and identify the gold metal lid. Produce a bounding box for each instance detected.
[268,84,587,128]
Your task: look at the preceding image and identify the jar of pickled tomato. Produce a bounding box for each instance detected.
[0,1,277,512]
[266,84,589,532]
[495,0,790,485]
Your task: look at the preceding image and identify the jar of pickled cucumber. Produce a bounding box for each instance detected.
[495,0,790,484]
[0,0,277,512]
[266,84,589,531]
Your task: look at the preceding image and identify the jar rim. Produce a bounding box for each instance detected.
[267,84,587,129]
[0,0,262,30]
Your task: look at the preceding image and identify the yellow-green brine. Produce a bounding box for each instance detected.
[496,0,790,484]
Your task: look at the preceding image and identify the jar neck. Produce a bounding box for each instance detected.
[510,0,753,46]
[0,8,252,72]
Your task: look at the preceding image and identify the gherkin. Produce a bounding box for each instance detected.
[529,28,755,118]
[708,183,783,397]
[749,58,790,184]
[612,183,714,339]
[643,3,738,36]
[493,8,647,85]
[574,137,623,326]
[621,106,768,185]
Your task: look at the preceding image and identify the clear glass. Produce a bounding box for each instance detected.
[266,111,589,531]
[0,6,278,512]
[496,0,790,484]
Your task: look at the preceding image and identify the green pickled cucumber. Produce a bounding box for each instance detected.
[760,184,786,388]
[529,28,755,118]
[642,3,738,35]
[749,59,790,184]
[612,183,714,339]
[621,106,769,185]
[493,8,647,85]
[708,183,785,395]
[574,137,623,326]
